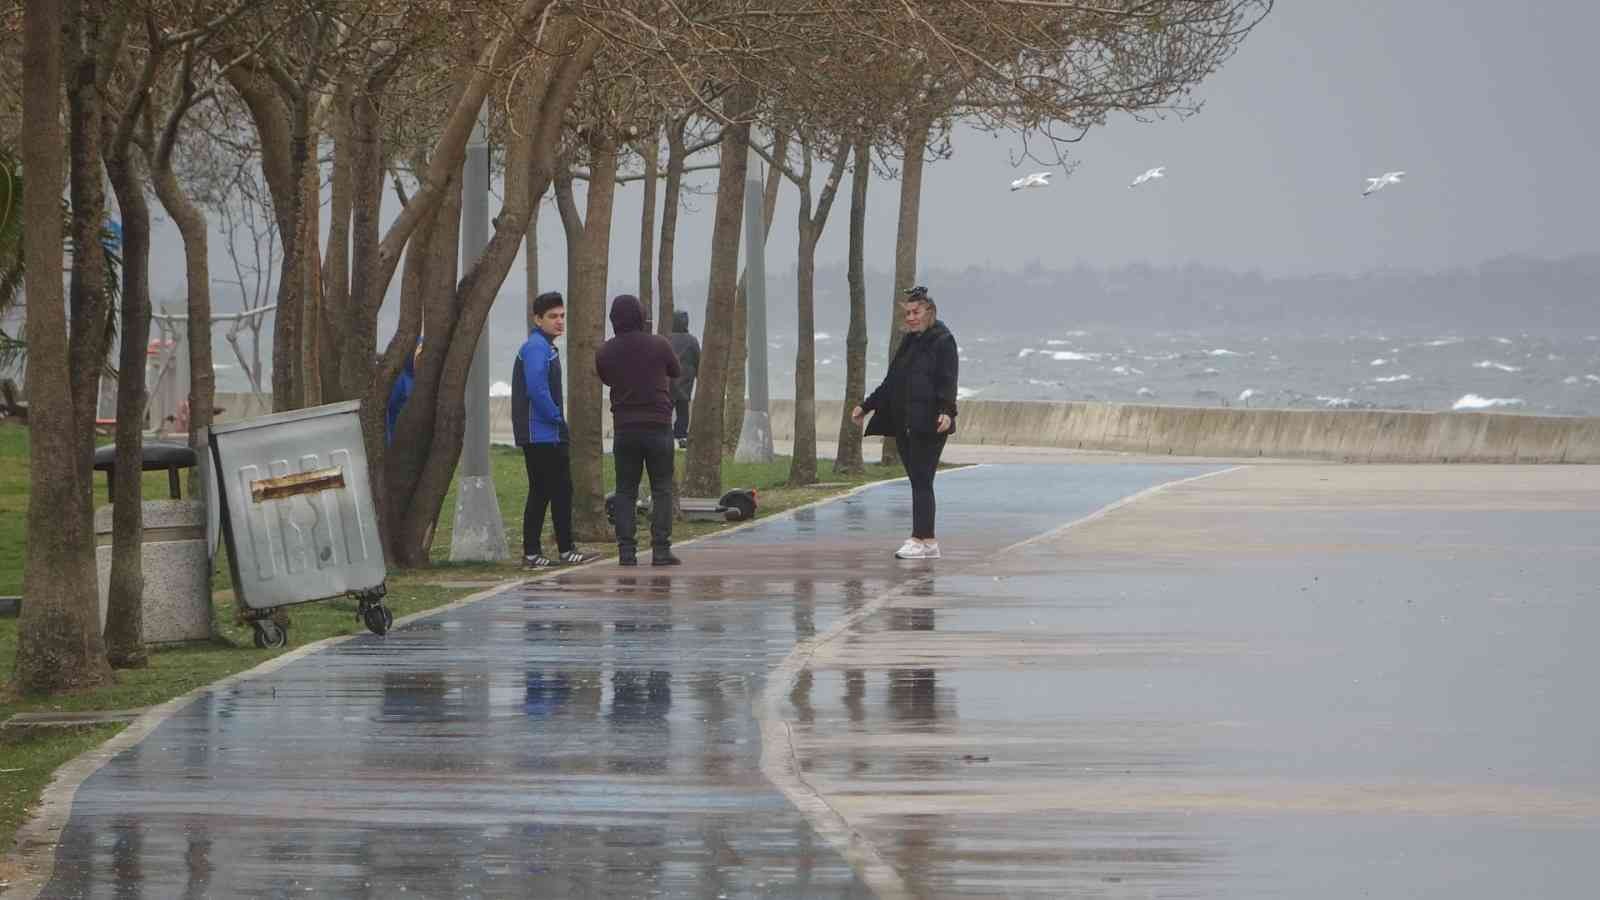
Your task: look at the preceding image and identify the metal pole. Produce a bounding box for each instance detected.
[734,145,774,462]
[450,103,509,561]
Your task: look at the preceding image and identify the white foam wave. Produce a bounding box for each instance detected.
[1453,394,1525,410]
[1026,378,1063,387]
[1373,374,1412,383]
[1564,376,1581,385]
[1237,388,1257,403]
[1052,351,1099,362]
[489,380,512,398]
[1111,365,1146,376]
[956,386,980,400]
[1422,337,1464,347]
[1370,358,1389,366]
[1017,348,1036,358]
[1588,374,1600,384]
[1473,360,1522,373]
[1208,349,1243,357]
[815,332,832,342]
[1136,387,1156,398]
[1492,337,1514,345]
[1318,396,1358,409]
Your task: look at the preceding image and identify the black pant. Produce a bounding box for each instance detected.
[672,391,691,439]
[895,432,948,540]
[523,443,574,556]
[613,429,675,554]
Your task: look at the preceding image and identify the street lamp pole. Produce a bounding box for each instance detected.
[450,102,509,561]
[734,145,773,463]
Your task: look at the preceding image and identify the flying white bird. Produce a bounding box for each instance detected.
[1129,166,1165,188]
[1010,171,1051,191]
[1362,171,1405,197]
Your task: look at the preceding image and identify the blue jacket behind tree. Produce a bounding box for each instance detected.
[512,327,569,444]
[385,346,417,446]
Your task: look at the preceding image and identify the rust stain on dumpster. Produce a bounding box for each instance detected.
[249,466,345,503]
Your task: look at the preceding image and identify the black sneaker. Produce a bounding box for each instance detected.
[523,554,556,569]
[651,550,682,567]
[618,550,638,567]
[560,550,596,565]
[676,438,688,450]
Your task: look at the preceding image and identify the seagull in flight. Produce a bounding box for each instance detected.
[1362,171,1405,197]
[1129,166,1165,188]
[1010,172,1051,191]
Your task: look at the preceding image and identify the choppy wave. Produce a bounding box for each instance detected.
[1373,374,1413,383]
[1208,349,1244,357]
[1370,358,1390,366]
[1453,394,1526,411]
[489,381,512,398]
[1051,351,1100,361]
[1473,361,1523,373]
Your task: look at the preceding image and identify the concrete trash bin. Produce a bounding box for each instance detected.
[92,440,213,644]
[94,499,213,643]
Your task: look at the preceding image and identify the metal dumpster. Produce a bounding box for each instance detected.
[208,400,393,647]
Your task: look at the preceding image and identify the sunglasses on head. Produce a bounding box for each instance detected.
[902,285,929,302]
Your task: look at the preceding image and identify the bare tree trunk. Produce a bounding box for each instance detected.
[879,114,931,467]
[299,150,322,406]
[103,147,152,669]
[684,86,754,497]
[15,0,114,693]
[788,139,848,487]
[377,27,597,566]
[151,113,215,495]
[524,191,540,332]
[319,81,353,401]
[637,132,658,332]
[569,137,619,540]
[833,136,872,476]
[269,92,311,412]
[790,220,818,486]
[655,116,687,338]
[723,139,784,454]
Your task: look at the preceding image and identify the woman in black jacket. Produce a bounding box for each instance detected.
[852,285,959,559]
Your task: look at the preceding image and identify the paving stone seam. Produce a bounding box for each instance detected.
[4,469,931,898]
[755,464,1248,897]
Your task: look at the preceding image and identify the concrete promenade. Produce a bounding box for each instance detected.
[11,460,1598,897]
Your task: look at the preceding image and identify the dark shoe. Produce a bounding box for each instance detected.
[676,438,688,450]
[651,550,682,567]
[618,549,638,566]
[560,549,597,565]
[523,553,556,569]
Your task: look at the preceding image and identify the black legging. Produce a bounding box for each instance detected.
[523,443,574,556]
[895,432,948,539]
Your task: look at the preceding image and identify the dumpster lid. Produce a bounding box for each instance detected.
[92,441,197,472]
[208,399,362,437]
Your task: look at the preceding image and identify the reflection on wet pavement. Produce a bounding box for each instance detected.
[39,464,1213,898]
[790,464,1600,898]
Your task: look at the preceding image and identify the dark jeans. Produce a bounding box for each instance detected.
[672,391,691,439]
[894,432,948,540]
[613,429,675,555]
[523,443,574,556]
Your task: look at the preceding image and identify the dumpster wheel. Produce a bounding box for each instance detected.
[353,586,393,636]
[252,619,288,649]
[362,604,394,636]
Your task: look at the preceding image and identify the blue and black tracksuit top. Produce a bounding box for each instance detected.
[511,328,569,445]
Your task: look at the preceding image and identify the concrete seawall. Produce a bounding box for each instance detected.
[216,393,1600,463]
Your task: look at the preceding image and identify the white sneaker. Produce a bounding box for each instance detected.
[895,540,941,560]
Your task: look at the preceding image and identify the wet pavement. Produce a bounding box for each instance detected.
[29,463,1217,898]
[791,464,1600,898]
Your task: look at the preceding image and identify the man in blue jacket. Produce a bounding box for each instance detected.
[512,292,593,568]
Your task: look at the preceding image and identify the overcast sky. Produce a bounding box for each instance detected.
[141,0,1600,314]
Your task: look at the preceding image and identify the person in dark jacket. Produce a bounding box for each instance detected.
[512,292,593,568]
[596,294,682,566]
[852,285,958,559]
[667,310,700,447]
[385,338,422,446]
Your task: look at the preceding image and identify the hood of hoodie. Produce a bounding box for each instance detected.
[609,294,645,335]
[672,310,690,333]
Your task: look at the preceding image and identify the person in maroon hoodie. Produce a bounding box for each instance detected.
[596,294,682,566]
